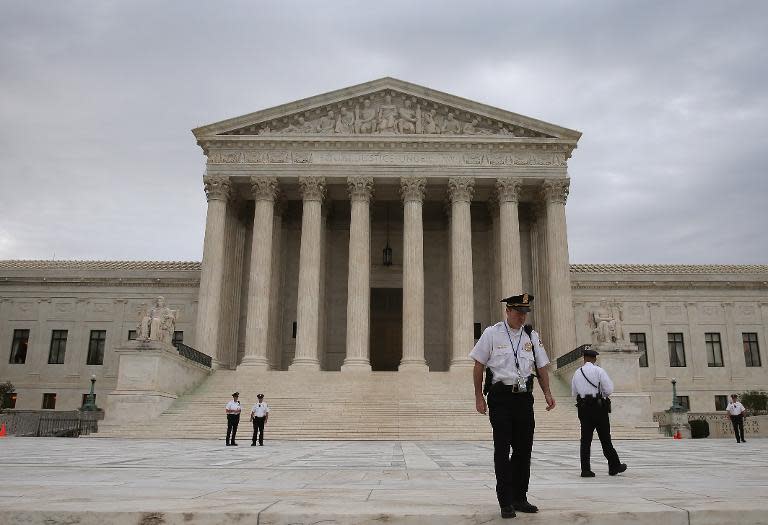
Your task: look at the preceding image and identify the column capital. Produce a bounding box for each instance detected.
[298,176,326,202]
[495,177,522,203]
[249,176,279,202]
[347,176,374,203]
[542,179,570,204]
[203,175,232,202]
[447,177,475,203]
[400,177,426,203]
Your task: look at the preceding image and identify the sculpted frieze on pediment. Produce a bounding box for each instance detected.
[219,90,555,138]
[207,148,568,167]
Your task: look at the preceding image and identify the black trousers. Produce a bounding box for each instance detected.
[226,414,240,444]
[487,390,535,507]
[730,415,745,442]
[252,416,266,444]
[577,402,620,472]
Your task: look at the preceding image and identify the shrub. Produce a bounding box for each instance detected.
[689,419,710,439]
[0,381,14,412]
[740,391,768,414]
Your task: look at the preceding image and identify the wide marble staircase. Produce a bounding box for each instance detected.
[95,369,660,440]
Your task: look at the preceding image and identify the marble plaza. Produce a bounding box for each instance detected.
[1,437,767,524]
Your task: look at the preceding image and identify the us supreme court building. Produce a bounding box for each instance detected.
[1,78,766,425]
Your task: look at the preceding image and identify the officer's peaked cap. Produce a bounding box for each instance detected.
[232,392,239,397]
[501,293,534,312]
[582,348,599,358]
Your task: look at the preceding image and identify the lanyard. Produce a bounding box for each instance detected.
[503,321,524,373]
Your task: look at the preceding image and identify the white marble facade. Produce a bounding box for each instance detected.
[0,78,767,415]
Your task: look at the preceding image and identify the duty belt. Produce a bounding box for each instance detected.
[491,381,532,394]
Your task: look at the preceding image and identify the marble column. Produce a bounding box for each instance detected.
[496,178,523,315]
[448,177,475,369]
[195,175,232,365]
[266,197,285,369]
[342,176,374,371]
[723,302,746,381]
[542,179,576,358]
[487,196,502,323]
[400,177,428,371]
[531,203,552,350]
[290,177,326,370]
[242,176,279,367]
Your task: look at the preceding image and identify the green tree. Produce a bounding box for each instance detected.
[740,391,768,414]
[0,381,15,412]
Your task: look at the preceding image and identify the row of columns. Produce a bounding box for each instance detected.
[195,175,575,371]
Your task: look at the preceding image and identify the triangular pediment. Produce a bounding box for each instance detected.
[193,78,581,142]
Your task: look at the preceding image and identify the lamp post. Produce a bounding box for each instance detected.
[670,378,683,412]
[82,374,97,411]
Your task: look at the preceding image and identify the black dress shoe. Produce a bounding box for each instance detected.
[512,499,538,513]
[251,443,257,446]
[581,471,596,477]
[225,443,231,446]
[231,442,238,446]
[609,463,627,476]
[500,505,516,519]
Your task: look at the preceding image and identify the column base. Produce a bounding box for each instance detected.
[398,360,428,372]
[239,356,270,368]
[449,358,475,371]
[289,359,321,371]
[341,359,372,372]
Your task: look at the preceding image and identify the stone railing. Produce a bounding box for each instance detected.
[654,411,766,438]
[176,343,212,368]
[0,410,101,437]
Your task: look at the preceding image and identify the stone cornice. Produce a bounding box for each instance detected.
[203,175,232,202]
[447,177,474,203]
[400,177,427,203]
[347,176,374,202]
[0,277,200,288]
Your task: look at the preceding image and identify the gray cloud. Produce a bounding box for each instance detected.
[1,0,766,263]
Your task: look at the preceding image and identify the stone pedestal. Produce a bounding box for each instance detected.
[592,342,652,425]
[104,341,211,424]
[555,341,654,427]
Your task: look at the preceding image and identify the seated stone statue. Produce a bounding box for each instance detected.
[137,296,177,345]
[590,299,624,344]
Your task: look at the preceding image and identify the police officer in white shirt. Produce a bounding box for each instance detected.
[250,393,270,446]
[471,293,555,519]
[726,394,747,443]
[225,392,242,446]
[571,348,626,477]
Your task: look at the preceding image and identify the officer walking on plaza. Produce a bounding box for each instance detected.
[726,394,747,443]
[250,393,270,446]
[471,293,555,519]
[225,392,242,446]
[571,348,627,477]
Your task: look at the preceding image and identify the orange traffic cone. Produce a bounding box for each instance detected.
[0,423,6,437]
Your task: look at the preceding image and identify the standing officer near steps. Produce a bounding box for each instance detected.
[471,293,555,519]
[225,392,242,446]
[571,348,627,477]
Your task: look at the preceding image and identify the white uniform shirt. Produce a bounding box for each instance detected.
[225,400,241,414]
[726,401,745,416]
[251,402,270,418]
[571,362,614,398]
[469,322,549,385]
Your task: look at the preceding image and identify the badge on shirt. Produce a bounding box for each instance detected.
[524,342,533,352]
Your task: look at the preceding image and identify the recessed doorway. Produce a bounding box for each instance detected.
[370,287,403,371]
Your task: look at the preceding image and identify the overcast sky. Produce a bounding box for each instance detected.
[1,1,766,264]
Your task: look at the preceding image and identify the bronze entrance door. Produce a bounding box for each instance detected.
[370,288,403,371]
